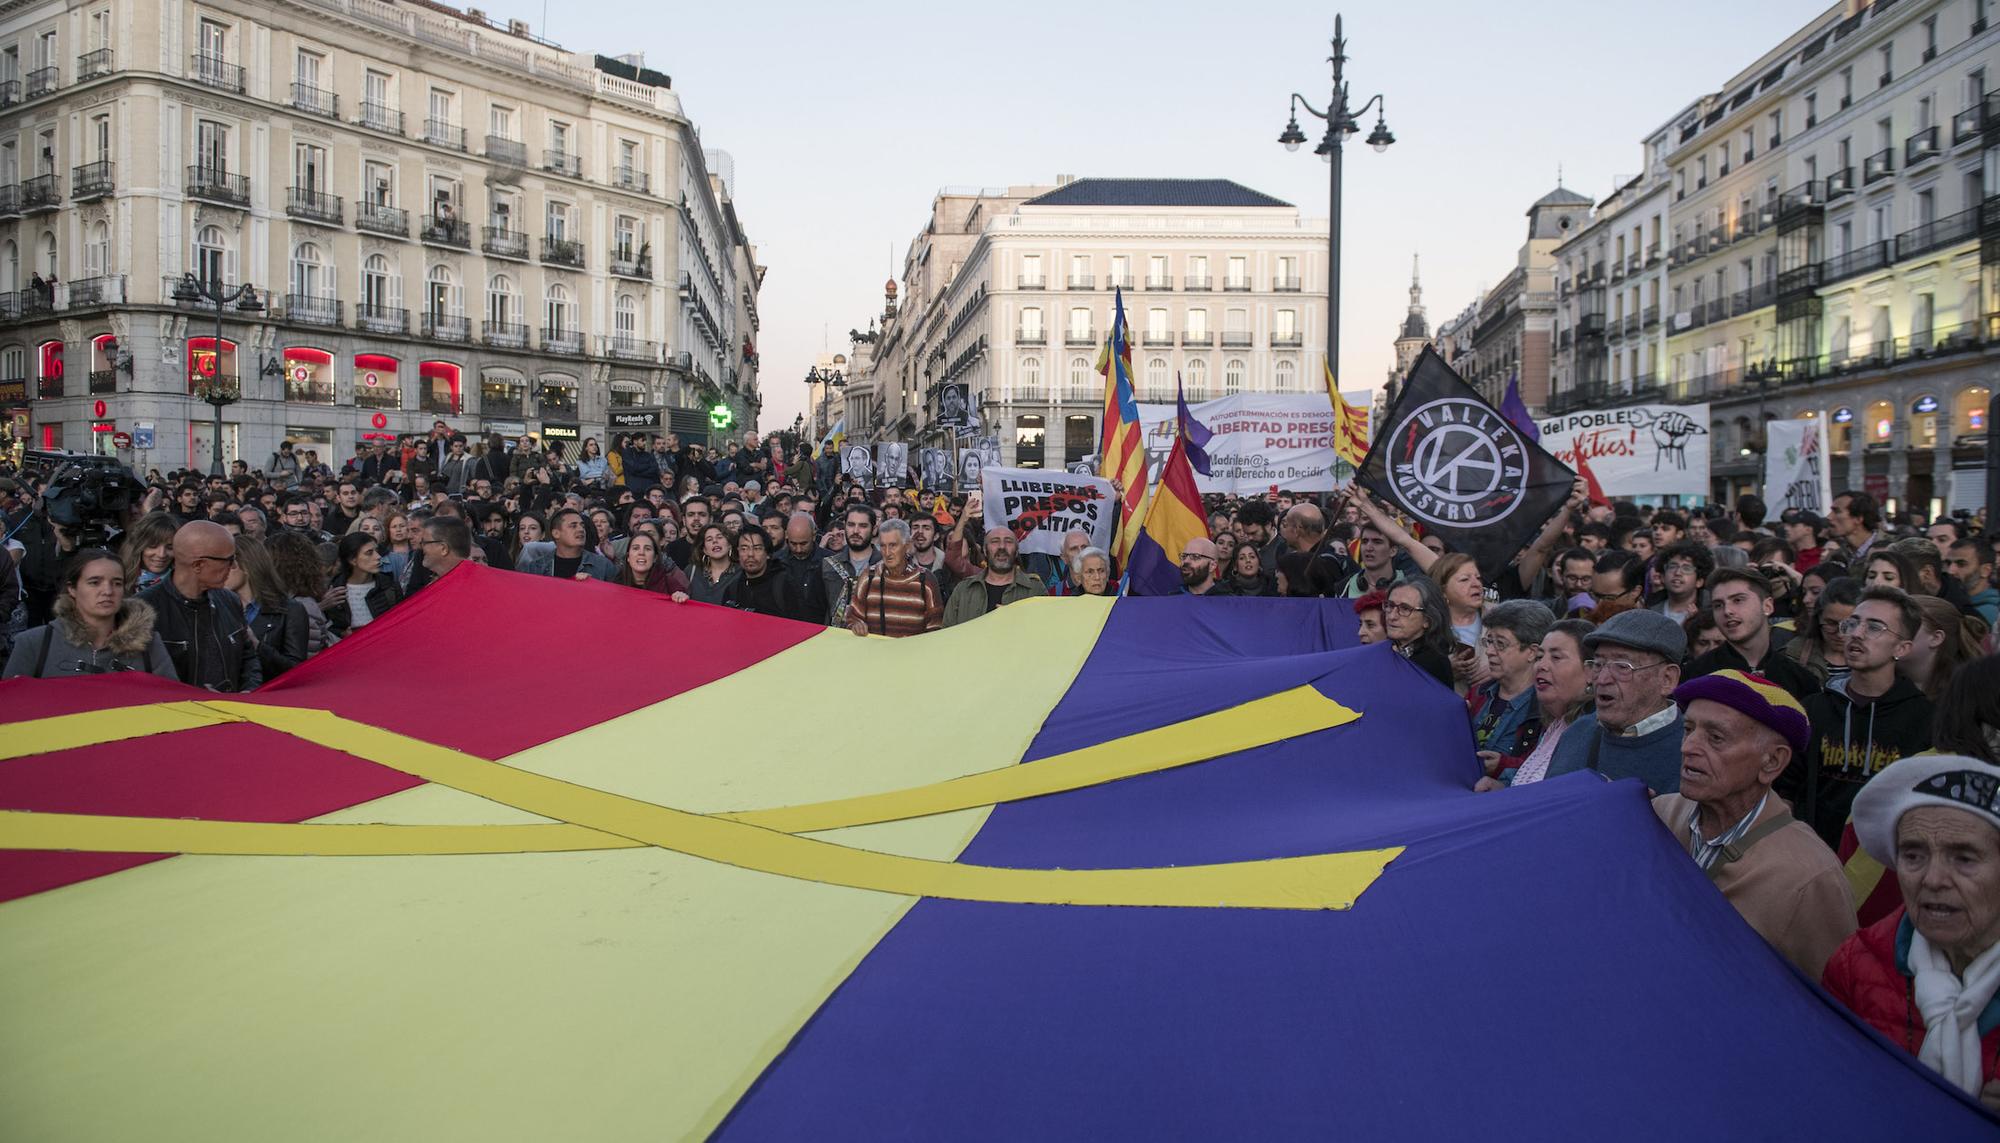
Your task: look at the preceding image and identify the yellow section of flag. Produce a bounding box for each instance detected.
[1326,362,1370,469]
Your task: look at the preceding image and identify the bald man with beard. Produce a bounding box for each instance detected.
[138,519,261,691]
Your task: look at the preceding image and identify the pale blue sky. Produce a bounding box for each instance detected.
[542,0,1833,429]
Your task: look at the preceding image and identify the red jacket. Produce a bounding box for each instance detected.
[1822,906,2000,1086]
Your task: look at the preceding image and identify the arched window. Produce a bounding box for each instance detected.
[1956,386,1990,436]
[194,226,229,287]
[361,254,395,314]
[614,294,637,338]
[1144,357,1169,402]
[290,242,326,299]
[425,264,457,319]
[1019,356,1041,400]
[39,232,57,277]
[1273,359,1296,392]
[486,273,517,327]
[84,222,108,278]
[1225,358,1247,394]
[1184,358,1208,400]
[1069,355,1092,399]
[1864,400,1894,444]
[545,283,571,333]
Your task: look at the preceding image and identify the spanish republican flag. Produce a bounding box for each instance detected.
[1096,288,1149,566]
[1124,426,1208,596]
[1326,361,1370,470]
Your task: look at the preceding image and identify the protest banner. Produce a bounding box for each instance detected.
[1536,403,1710,499]
[1764,418,1833,515]
[840,444,874,483]
[1131,392,1375,495]
[980,465,1116,556]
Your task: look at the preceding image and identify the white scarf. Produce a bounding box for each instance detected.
[1909,928,2000,1095]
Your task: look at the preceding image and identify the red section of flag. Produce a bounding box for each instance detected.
[1572,449,1610,508]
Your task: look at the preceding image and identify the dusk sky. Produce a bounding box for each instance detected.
[541,0,1834,430]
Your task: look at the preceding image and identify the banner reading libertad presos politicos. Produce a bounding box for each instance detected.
[980,466,1116,556]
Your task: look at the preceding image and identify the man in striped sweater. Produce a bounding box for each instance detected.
[846,519,942,638]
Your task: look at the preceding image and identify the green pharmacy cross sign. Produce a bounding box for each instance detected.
[709,403,734,431]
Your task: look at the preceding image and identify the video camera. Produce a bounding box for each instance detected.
[22,449,147,549]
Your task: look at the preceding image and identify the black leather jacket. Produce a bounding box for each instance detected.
[138,578,262,692]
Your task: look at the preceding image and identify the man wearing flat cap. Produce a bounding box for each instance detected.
[1824,753,2000,1110]
[1653,670,1855,977]
[1546,609,1689,794]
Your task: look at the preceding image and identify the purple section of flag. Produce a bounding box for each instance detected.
[1175,379,1213,476]
[1501,374,1540,442]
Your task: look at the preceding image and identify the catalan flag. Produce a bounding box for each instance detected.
[1327,361,1370,471]
[1124,381,1211,597]
[1097,288,1149,566]
[0,568,1982,1139]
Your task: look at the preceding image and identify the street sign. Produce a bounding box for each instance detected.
[112,431,132,450]
[133,423,155,449]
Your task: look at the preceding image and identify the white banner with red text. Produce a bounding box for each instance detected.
[980,466,1117,556]
[1130,392,1377,495]
[1536,403,1711,499]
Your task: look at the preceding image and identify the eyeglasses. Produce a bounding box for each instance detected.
[1584,658,1670,679]
[1381,600,1421,617]
[1663,561,1698,575]
[188,554,238,567]
[1838,617,1907,639]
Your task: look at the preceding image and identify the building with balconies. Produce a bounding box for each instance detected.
[854,177,1329,468]
[0,0,762,469]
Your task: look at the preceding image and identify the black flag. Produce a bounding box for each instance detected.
[1357,346,1575,582]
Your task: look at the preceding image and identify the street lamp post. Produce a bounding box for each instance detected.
[805,365,843,442]
[172,272,265,476]
[1277,13,1395,385]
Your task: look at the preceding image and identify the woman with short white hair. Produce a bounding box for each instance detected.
[1825,753,2000,1111]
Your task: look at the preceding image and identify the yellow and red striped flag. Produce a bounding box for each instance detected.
[1097,289,1150,565]
[1326,361,1370,470]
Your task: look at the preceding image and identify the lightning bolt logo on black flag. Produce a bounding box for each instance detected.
[1357,346,1576,582]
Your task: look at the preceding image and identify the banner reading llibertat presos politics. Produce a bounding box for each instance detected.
[1131,392,1377,495]
[1764,417,1834,514]
[1536,403,1711,499]
[980,465,1117,557]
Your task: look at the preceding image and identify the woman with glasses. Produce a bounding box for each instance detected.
[4,548,175,678]
[1466,601,1554,775]
[1477,618,1597,790]
[321,532,403,637]
[1383,577,1457,690]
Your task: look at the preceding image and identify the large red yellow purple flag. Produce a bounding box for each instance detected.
[0,566,1985,1138]
[1096,287,1149,565]
[1125,382,1212,597]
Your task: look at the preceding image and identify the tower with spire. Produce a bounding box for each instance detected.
[1388,253,1430,399]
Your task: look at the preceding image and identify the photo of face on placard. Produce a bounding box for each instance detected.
[842,444,874,483]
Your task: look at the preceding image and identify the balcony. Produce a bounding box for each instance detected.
[1273,276,1304,292]
[186,165,249,207]
[1775,180,1825,231]
[19,174,58,214]
[1181,331,1213,346]
[602,335,658,362]
[543,149,582,178]
[1223,277,1252,291]
[1894,205,1979,260]
[359,101,404,134]
[1645,244,1662,266]
[609,250,652,280]
[541,237,584,268]
[1184,275,1212,291]
[538,387,580,418]
[285,378,336,404]
[419,388,460,416]
[421,215,471,248]
[1017,276,1046,289]
[39,373,65,399]
[1066,275,1094,290]
[481,226,529,260]
[25,66,57,99]
[1823,241,1891,283]
[1144,276,1173,290]
[1576,312,1606,337]
[612,166,650,194]
[65,276,125,309]
[1642,304,1660,327]
[88,369,117,395]
[286,186,343,225]
[1140,332,1174,347]
[0,80,17,108]
[1904,125,1941,167]
[540,327,583,354]
[0,185,15,219]
[290,82,338,119]
[486,135,527,167]
[1103,276,1135,291]
[355,201,408,237]
[423,119,466,151]
[70,161,113,201]
[1220,331,1253,348]
[1271,332,1304,347]
[1610,261,1626,283]
[1862,148,1894,184]
[480,388,524,418]
[1776,264,1824,296]
[76,48,114,82]
[1622,314,1642,336]
[355,303,408,334]
[189,54,243,94]
[1064,328,1097,346]
[1954,104,1986,146]
[421,313,470,342]
[1822,169,1854,200]
[482,320,530,349]
[355,382,400,409]
[286,294,342,327]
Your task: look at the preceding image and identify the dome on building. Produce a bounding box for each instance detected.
[1401,312,1429,340]
[1528,185,1593,211]
[884,279,898,296]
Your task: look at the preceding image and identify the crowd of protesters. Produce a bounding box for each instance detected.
[3,425,2000,1108]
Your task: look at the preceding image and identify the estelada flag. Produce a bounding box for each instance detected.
[1358,346,1574,581]
[1325,361,1370,469]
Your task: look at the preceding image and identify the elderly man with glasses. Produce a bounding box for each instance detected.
[1544,609,1687,794]
[136,519,260,692]
[1785,586,1937,847]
